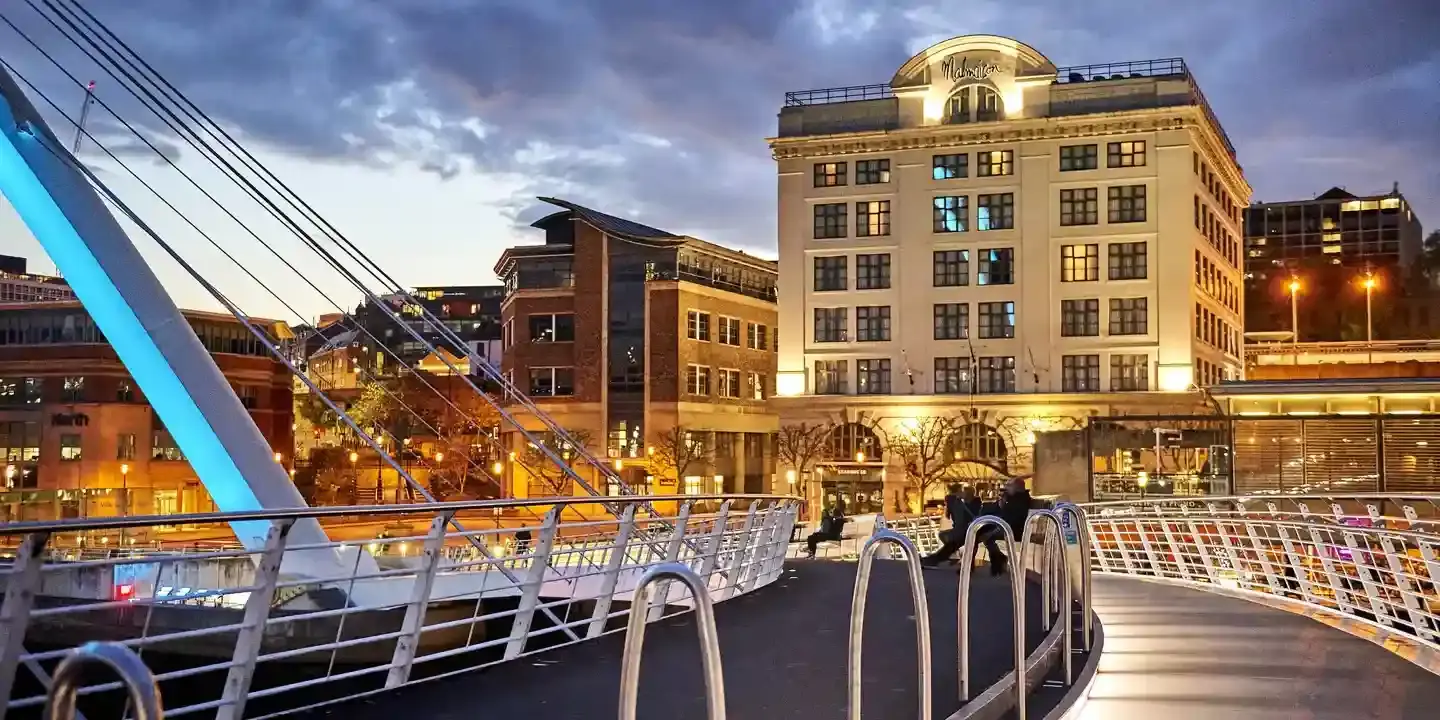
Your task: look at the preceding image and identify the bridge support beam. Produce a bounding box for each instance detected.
[0,69,370,583]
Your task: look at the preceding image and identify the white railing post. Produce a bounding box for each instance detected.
[504,508,561,660]
[1265,503,1318,604]
[740,503,782,593]
[217,520,292,720]
[386,510,455,687]
[0,531,50,720]
[721,502,760,600]
[697,501,733,583]
[587,505,638,639]
[647,502,692,622]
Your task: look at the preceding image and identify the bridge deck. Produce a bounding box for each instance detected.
[1081,576,1440,719]
[297,559,1051,719]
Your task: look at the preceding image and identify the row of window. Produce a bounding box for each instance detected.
[1058,185,1148,226]
[812,353,1151,395]
[685,311,773,350]
[814,302,1016,343]
[812,297,1147,344]
[813,242,1146,294]
[1194,151,1241,225]
[0,377,264,408]
[1195,357,1230,388]
[815,194,1016,239]
[1194,251,1239,314]
[685,366,769,400]
[1196,195,1239,269]
[813,142,1147,189]
[814,184,1148,240]
[1196,303,1240,357]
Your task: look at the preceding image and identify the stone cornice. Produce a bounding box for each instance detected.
[768,105,1249,200]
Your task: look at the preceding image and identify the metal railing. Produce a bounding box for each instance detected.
[784,83,894,107]
[619,563,725,720]
[848,530,931,720]
[1080,494,1440,653]
[46,642,162,720]
[872,501,1095,720]
[0,494,798,719]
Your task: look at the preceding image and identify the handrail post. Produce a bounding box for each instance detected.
[386,510,454,688]
[618,563,726,720]
[956,517,1023,714]
[46,642,162,720]
[1024,510,1073,688]
[218,519,293,719]
[1055,502,1094,651]
[848,529,932,720]
[0,530,50,720]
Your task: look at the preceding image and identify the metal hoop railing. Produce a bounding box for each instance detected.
[46,642,162,720]
[618,562,726,720]
[956,517,1024,710]
[1054,502,1094,651]
[1023,510,1073,689]
[848,529,932,720]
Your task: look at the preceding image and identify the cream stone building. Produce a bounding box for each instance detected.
[768,35,1250,513]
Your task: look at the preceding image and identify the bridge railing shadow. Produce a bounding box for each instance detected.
[0,493,799,719]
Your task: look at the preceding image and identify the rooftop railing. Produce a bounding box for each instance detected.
[783,83,894,107]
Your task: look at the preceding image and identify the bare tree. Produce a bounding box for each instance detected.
[775,422,832,484]
[521,429,594,496]
[885,416,963,509]
[647,426,714,491]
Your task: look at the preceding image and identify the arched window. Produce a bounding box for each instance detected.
[825,422,883,462]
[977,87,1003,122]
[950,422,1008,470]
[943,86,1005,125]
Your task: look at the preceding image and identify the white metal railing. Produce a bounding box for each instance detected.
[0,493,798,719]
[1080,493,1440,653]
[846,504,1093,720]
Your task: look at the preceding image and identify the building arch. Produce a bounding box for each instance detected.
[824,421,883,463]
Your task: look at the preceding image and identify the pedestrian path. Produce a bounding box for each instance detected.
[1079,576,1440,719]
[293,560,1049,719]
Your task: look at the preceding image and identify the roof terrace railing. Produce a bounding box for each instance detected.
[784,83,894,107]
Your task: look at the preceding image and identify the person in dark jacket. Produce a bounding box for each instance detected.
[979,477,1033,576]
[921,485,982,567]
[805,505,848,558]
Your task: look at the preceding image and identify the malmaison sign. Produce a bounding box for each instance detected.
[940,54,1000,83]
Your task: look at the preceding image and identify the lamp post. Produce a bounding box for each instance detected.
[1287,279,1301,363]
[1362,274,1376,362]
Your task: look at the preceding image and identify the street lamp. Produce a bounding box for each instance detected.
[120,463,130,517]
[855,451,865,464]
[349,451,358,464]
[1362,275,1377,357]
[3,465,13,490]
[1287,279,1302,351]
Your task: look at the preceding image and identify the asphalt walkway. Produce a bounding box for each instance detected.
[294,559,1050,719]
[1080,576,1440,719]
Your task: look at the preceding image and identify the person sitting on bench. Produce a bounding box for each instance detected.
[805,505,848,558]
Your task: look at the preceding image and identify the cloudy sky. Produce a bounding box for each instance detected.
[0,0,1435,322]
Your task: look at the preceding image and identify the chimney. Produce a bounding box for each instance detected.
[1393,181,1400,195]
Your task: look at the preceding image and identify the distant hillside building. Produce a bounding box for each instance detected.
[0,255,74,303]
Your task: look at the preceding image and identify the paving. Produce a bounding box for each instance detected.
[294,559,1051,719]
[1079,576,1440,720]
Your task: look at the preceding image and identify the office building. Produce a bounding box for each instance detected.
[0,255,74,303]
[768,34,1247,511]
[1243,185,1424,341]
[495,197,779,498]
[0,301,293,521]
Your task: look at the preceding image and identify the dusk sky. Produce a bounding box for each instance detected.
[0,0,1435,322]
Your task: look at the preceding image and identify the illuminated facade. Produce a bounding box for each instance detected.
[495,197,779,501]
[767,35,1247,509]
[0,302,294,522]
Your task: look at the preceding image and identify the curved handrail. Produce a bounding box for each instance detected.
[618,562,726,720]
[848,529,932,720]
[956,517,1024,709]
[1083,493,1440,511]
[0,493,800,535]
[47,642,162,720]
[1053,502,1094,652]
[1023,510,1072,689]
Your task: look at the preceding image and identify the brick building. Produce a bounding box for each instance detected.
[0,302,294,521]
[495,197,779,498]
